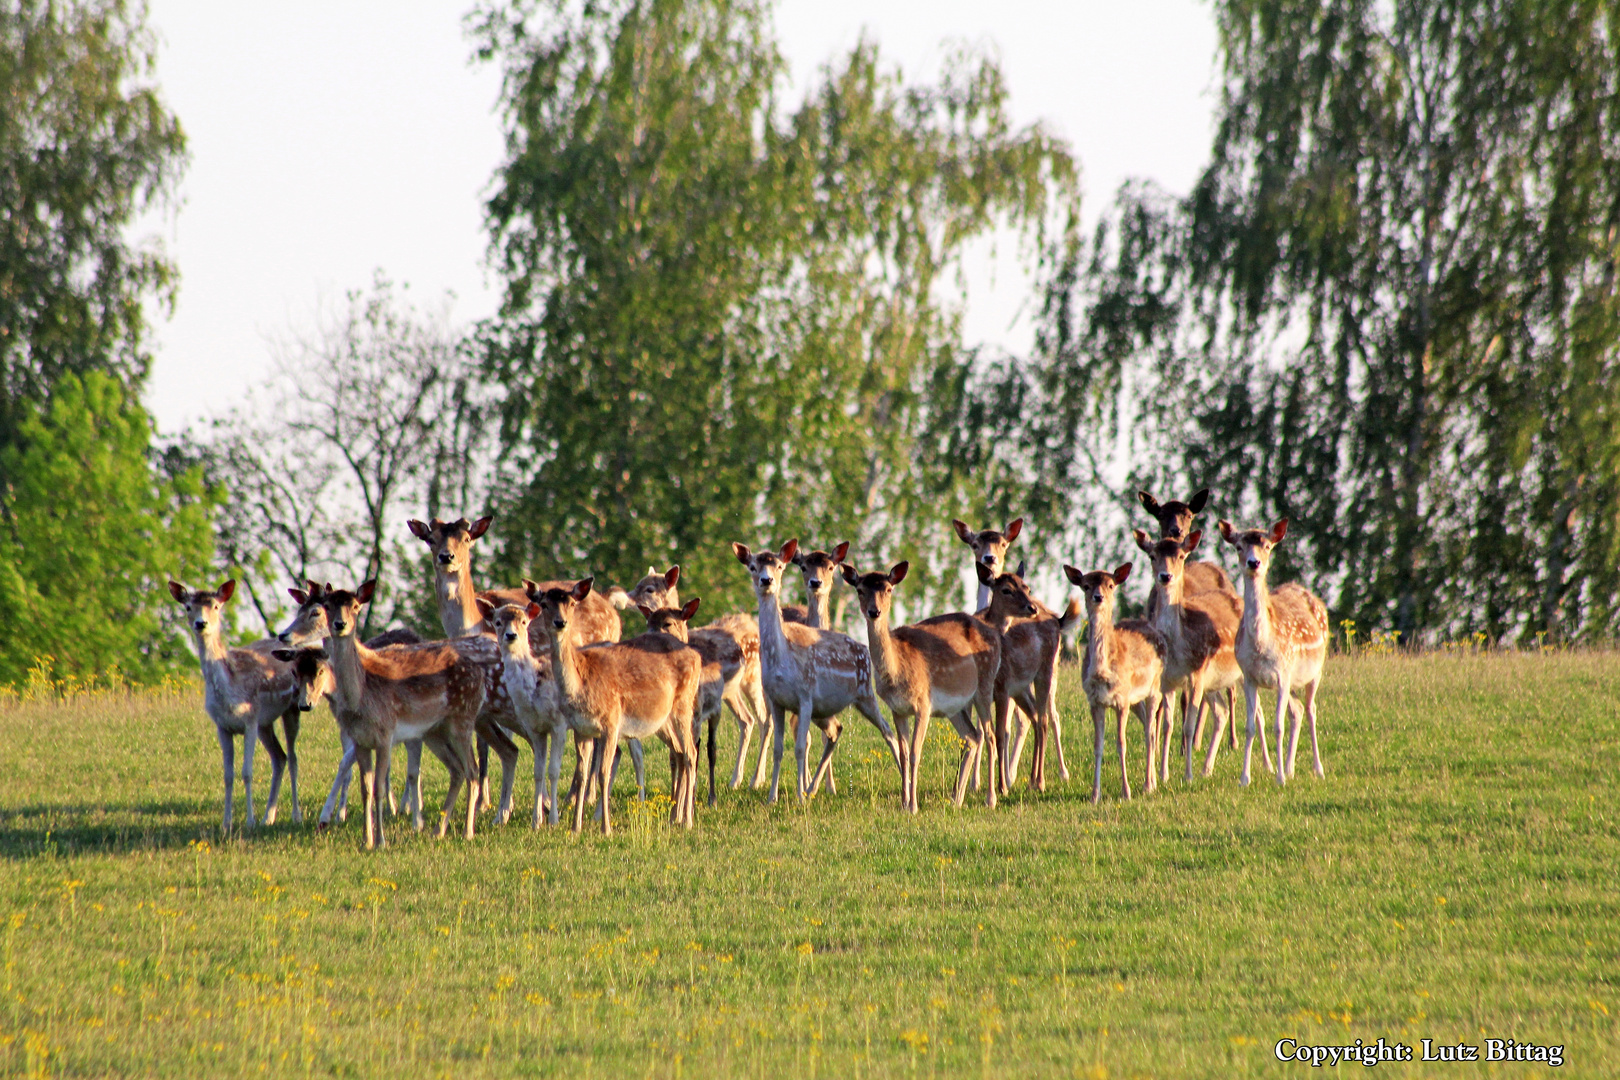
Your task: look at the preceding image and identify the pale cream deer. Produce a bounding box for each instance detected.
[1218,520,1329,786]
[783,541,851,789]
[319,581,487,848]
[1063,564,1167,802]
[733,540,901,802]
[169,579,302,831]
[533,580,701,834]
[477,599,569,827]
[843,561,1001,811]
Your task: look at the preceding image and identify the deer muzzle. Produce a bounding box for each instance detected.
[1159,572,1172,584]
[504,631,518,644]
[1246,558,1261,571]
[193,620,206,631]
[807,577,823,590]
[332,620,347,633]
[436,552,454,565]
[298,703,313,713]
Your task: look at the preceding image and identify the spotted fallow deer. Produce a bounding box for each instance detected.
[785,541,849,627]
[612,568,772,791]
[973,563,1081,795]
[1218,519,1329,786]
[733,540,901,802]
[405,514,637,812]
[533,579,701,834]
[842,561,1001,811]
[1131,529,1267,783]
[640,598,742,807]
[1063,564,1167,803]
[955,518,1070,788]
[319,581,487,848]
[477,600,567,827]
[169,580,302,831]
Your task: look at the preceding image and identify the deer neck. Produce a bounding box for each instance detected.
[193,623,236,703]
[1151,573,1186,638]
[544,626,587,712]
[325,631,372,715]
[974,581,991,613]
[436,560,485,638]
[1085,601,1118,680]
[754,589,793,674]
[804,587,830,629]
[863,610,905,691]
[1241,571,1274,648]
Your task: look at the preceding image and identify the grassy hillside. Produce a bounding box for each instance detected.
[0,653,1615,1077]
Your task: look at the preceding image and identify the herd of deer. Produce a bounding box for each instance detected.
[166,489,1330,849]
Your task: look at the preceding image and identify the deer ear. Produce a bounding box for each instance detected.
[525,601,539,620]
[952,519,973,544]
[217,579,236,602]
[573,577,594,600]
[1133,528,1154,553]
[974,561,993,584]
[168,580,187,602]
[1271,518,1289,543]
[832,541,849,562]
[357,580,377,604]
[840,564,859,586]
[1062,564,1083,585]
[888,561,909,585]
[474,597,494,618]
[522,578,540,596]
[665,565,680,588]
[1218,520,1237,544]
[1016,559,1027,578]
[1112,563,1132,585]
[637,604,655,620]
[779,538,799,562]
[1005,518,1023,541]
[681,597,701,621]
[1188,489,1210,513]
[407,519,430,541]
[1138,491,1161,515]
[271,648,296,662]
[468,515,493,540]
[1184,529,1203,553]
[732,542,752,565]
[288,587,309,605]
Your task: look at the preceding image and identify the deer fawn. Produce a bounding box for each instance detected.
[1063,564,1167,803]
[533,579,701,834]
[476,599,569,827]
[1218,520,1329,786]
[843,561,1002,811]
[169,579,303,831]
[973,562,1081,795]
[319,581,488,848]
[785,541,848,627]
[733,540,901,802]
[640,598,743,807]
[1132,529,1266,783]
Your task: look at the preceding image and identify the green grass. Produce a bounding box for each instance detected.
[0,653,1615,1078]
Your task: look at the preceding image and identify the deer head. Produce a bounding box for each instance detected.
[841,561,908,623]
[277,580,329,644]
[733,540,798,599]
[480,599,541,652]
[168,579,236,638]
[1138,489,1209,542]
[1063,564,1131,611]
[952,518,1023,575]
[406,515,492,573]
[640,598,702,643]
[790,541,850,599]
[975,561,1038,620]
[270,645,329,711]
[1133,527,1202,588]
[319,580,377,638]
[626,565,681,610]
[1218,519,1288,578]
[533,578,595,641]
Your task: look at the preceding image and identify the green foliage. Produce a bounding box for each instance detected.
[0,371,217,685]
[0,0,185,445]
[1027,0,1620,644]
[472,0,1075,613]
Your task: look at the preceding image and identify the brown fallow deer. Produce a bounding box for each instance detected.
[954,517,1070,788]
[274,581,425,828]
[406,514,639,814]
[1139,488,1241,753]
[614,568,772,791]
[640,598,744,807]
[477,599,569,827]
[734,540,902,802]
[533,579,701,834]
[1217,520,1329,786]
[842,561,1002,811]
[319,581,488,849]
[169,579,303,831]
[1132,529,1268,783]
[1063,564,1167,803]
[973,562,1082,795]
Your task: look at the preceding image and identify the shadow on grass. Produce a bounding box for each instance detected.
[0,800,336,859]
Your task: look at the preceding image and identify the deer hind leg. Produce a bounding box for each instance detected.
[1227,688,1238,749]
[1117,704,1135,800]
[1047,660,1071,783]
[570,738,593,833]
[1182,679,1206,783]
[705,711,720,808]
[792,697,817,801]
[1239,680,1260,786]
[628,739,647,801]
[1202,692,1229,778]
[321,734,356,829]
[258,723,289,826]
[354,746,377,850]
[945,708,984,809]
[1302,679,1324,777]
[728,693,755,789]
[240,722,259,829]
[808,717,841,795]
[460,728,481,840]
[975,684,1000,809]
[1089,704,1107,804]
[854,686,902,784]
[1272,680,1292,786]
[282,710,301,823]
[217,727,236,834]
[598,724,621,836]
[1285,693,1307,780]
[475,734,492,812]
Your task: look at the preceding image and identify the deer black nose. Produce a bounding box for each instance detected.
[982,554,995,564]
[332,620,347,632]
[1091,592,1103,603]
[1247,559,1261,570]
[759,577,771,588]
[277,632,290,643]
[867,607,880,619]
[298,704,312,713]
[1159,572,1172,584]
[808,577,822,590]
[1166,528,1181,539]
[504,632,517,643]
[437,552,453,564]
[552,620,565,630]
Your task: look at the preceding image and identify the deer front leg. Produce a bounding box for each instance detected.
[993,694,1014,796]
[909,709,933,813]
[1117,705,1133,801]
[598,723,620,836]
[1202,694,1229,778]
[1138,695,1160,795]
[461,730,480,840]
[240,721,259,829]
[321,736,356,829]
[1272,681,1292,785]
[793,696,815,801]
[1047,674,1071,783]
[476,734,492,812]
[1089,704,1106,804]
[808,718,841,795]
[570,737,593,833]
[282,711,302,823]
[1285,695,1305,780]
[217,727,236,833]
[628,739,646,801]
[356,747,379,851]
[730,702,754,789]
[706,713,720,808]
[1240,680,1260,786]
[258,724,288,825]
[1303,680,1324,777]
[765,701,787,803]
[530,730,547,829]
[1182,680,1206,783]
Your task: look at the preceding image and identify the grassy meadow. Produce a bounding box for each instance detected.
[0,652,1615,1078]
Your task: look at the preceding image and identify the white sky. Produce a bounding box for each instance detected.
[138,0,1219,435]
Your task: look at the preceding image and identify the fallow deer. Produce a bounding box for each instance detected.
[478,599,568,827]
[641,598,742,807]
[733,540,901,802]
[1132,529,1266,783]
[785,542,849,627]
[169,579,302,831]
[973,563,1081,795]
[843,561,1001,811]
[953,518,1023,611]
[1218,520,1329,785]
[618,566,682,612]
[1063,564,1167,803]
[319,580,488,848]
[533,579,701,834]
